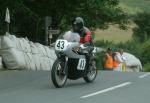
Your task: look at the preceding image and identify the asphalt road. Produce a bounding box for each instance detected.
[0,70,150,103]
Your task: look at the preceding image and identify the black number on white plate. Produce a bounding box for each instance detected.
[57,41,65,49]
[79,59,85,70]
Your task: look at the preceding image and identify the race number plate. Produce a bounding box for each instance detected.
[55,39,68,51]
[77,59,86,70]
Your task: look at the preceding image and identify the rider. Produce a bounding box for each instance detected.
[72,17,93,47]
[72,17,94,71]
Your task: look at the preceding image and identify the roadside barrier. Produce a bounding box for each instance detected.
[0,32,56,70]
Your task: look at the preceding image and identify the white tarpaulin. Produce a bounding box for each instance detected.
[123,52,142,71]
[19,38,31,53]
[0,36,1,49]
[35,43,47,56]
[30,42,38,54]
[48,48,56,59]
[0,48,26,69]
[0,56,3,69]
[0,33,56,70]
[1,34,17,49]
[32,54,41,70]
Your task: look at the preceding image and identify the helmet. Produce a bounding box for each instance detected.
[72,17,84,32]
[107,47,112,51]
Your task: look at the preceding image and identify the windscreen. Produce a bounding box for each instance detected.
[63,31,80,42]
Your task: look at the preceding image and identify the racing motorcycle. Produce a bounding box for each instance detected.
[51,31,97,88]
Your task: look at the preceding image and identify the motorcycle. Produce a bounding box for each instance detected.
[51,31,97,88]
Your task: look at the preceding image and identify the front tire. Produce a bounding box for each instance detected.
[84,60,97,83]
[51,59,67,88]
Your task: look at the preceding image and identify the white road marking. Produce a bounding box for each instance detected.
[80,82,131,99]
[139,73,150,79]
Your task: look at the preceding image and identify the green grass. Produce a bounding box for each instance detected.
[119,3,143,15]
[94,24,134,43]
[120,0,150,12]
[94,0,150,43]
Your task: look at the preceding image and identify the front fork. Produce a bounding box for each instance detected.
[63,56,68,75]
[85,54,96,72]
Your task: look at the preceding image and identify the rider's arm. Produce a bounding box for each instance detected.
[83,31,92,47]
[84,31,91,42]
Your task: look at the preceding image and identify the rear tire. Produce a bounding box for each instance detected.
[84,60,97,83]
[51,59,67,88]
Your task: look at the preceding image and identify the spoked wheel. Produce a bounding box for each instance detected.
[51,59,67,88]
[84,60,97,83]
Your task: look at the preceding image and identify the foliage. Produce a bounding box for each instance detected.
[0,0,39,41]
[24,0,128,29]
[116,40,142,59]
[0,0,128,44]
[95,51,105,70]
[120,0,150,12]
[141,39,150,64]
[133,12,150,42]
[143,63,150,72]
[94,40,116,49]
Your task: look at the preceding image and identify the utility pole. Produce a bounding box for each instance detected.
[45,16,52,45]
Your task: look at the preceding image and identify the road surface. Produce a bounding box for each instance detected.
[0,70,150,103]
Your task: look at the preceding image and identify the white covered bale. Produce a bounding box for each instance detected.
[24,53,36,70]
[37,55,51,71]
[40,56,48,70]
[48,47,57,59]
[19,38,31,53]
[0,56,3,69]
[95,47,105,53]
[32,54,54,71]
[0,34,57,71]
[0,33,24,50]
[46,58,52,70]
[35,43,47,56]
[9,34,21,50]
[30,42,39,54]
[36,55,44,70]
[0,36,1,49]
[43,57,53,71]
[0,48,26,69]
[1,34,17,49]
[49,58,55,69]
[42,57,54,71]
[123,52,142,71]
[44,46,50,57]
[32,54,41,70]
[44,47,56,59]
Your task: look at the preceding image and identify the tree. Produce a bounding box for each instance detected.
[141,39,150,64]
[0,0,39,41]
[24,0,127,29]
[133,12,150,42]
[0,0,128,43]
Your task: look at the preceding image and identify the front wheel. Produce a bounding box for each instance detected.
[84,60,97,83]
[51,59,67,88]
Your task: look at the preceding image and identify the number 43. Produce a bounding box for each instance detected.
[57,41,65,49]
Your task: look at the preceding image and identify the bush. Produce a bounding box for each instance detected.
[141,39,150,64]
[133,12,150,42]
[94,40,117,51]
[116,40,142,59]
[95,51,105,70]
[143,63,150,72]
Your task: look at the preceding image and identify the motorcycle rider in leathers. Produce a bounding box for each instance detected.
[72,17,94,72]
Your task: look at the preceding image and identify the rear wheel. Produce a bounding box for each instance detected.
[84,60,97,83]
[51,59,67,88]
